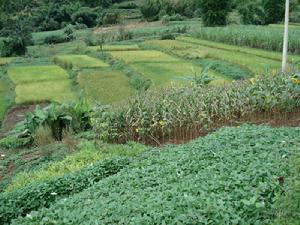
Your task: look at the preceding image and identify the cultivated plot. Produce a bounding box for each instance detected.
[0,57,14,66]
[87,44,140,52]
[8,65,76,104]
[54,55,109,69]
[15,80,77,104]
[78,70,134,104]
[109,50,230,85]
[8,65,69,84]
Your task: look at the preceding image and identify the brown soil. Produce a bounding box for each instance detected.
[22,151,41,162]
[1,103,48,136]
[148,110,300,146]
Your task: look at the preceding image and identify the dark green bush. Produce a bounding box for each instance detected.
[102,12,121,25]
[0,157,131,225]
[140,0,162,21]
[71,7,98,28]
[200,0,231,26]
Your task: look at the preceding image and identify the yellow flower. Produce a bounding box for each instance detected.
[159,120,167,127]
[272,69,277,76]
[135,128,139,133]
[250,78,256,85]
[292,78,300,85]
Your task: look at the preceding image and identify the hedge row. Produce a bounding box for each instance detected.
[0,157,131,224]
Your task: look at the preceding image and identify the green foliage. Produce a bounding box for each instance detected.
[91,71,300,143]
[71,7,99,28]
[43,25,75,44]
[238,0,265,25]
[0,18,33,57]
[192,25,300,53]
[200,0,231,26]
[11,124,300,224]
[54,55,109,69]
[263,0,285,24]
[271,155,300,224]
[0,156,131,224]
[140,0,162,21]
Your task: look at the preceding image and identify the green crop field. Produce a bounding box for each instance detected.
[7,65,76,104]
[15,80,77,104]
[87,44,140,52]
[77,70,134,104]
[109,50,230,85]
[54,55,109,69]
[8,65,69,84]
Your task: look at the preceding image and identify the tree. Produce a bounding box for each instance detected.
[0,18,33,56]
[200,0,231,26]
[238,0,265,25]
[140,0,162,21]
[263,0,285,24]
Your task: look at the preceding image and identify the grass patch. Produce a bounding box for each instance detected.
[54,55,109,69]
[0,69,14,122]
[87,44,140,52]
[32,29,65,45]
[8,65,69,84]
[15,80,77,104]
[0,57,14,66]
[12,125,300,225]
[77,69,134,104]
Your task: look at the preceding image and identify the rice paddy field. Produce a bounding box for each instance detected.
[77,69,134,104]
[54,55,109,69]
[7,65,76,104]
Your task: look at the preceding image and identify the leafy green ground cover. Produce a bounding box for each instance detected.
[0,143,146,224]
[54,55,109,69]
[11,124,300,225]
[109,50,229,85]
[8,65,69,84]
[77,69,134,104]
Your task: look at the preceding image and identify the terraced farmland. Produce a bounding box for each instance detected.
[8,65,76,104]
[54,55,109,69]
[109,50,229,85]
[78,69,134,104]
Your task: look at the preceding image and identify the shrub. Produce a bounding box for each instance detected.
[238,1,265,25]
[102,12,121,25]
[160,32,176,40]
[71,7,98,28]
[140,0,162,21]
[0,157,131,224]
[200,0,231,26]
[263,0,285,24]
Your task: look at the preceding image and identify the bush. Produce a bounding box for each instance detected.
[102,12,121,25]
[263,0,285,24]
[0,157,131,224]
[129,74,152,91]
[200,0,231,26]
[238,1,265,25]
[161,13,185,24]
[160,32,176,40]
[71,7,98,28]
[140,0,162,21]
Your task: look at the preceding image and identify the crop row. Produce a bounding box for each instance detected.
[12,124,300,224]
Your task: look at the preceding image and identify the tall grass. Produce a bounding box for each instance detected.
[192,25,300,53]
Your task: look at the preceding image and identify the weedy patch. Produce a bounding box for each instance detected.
[87,44,140,52]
